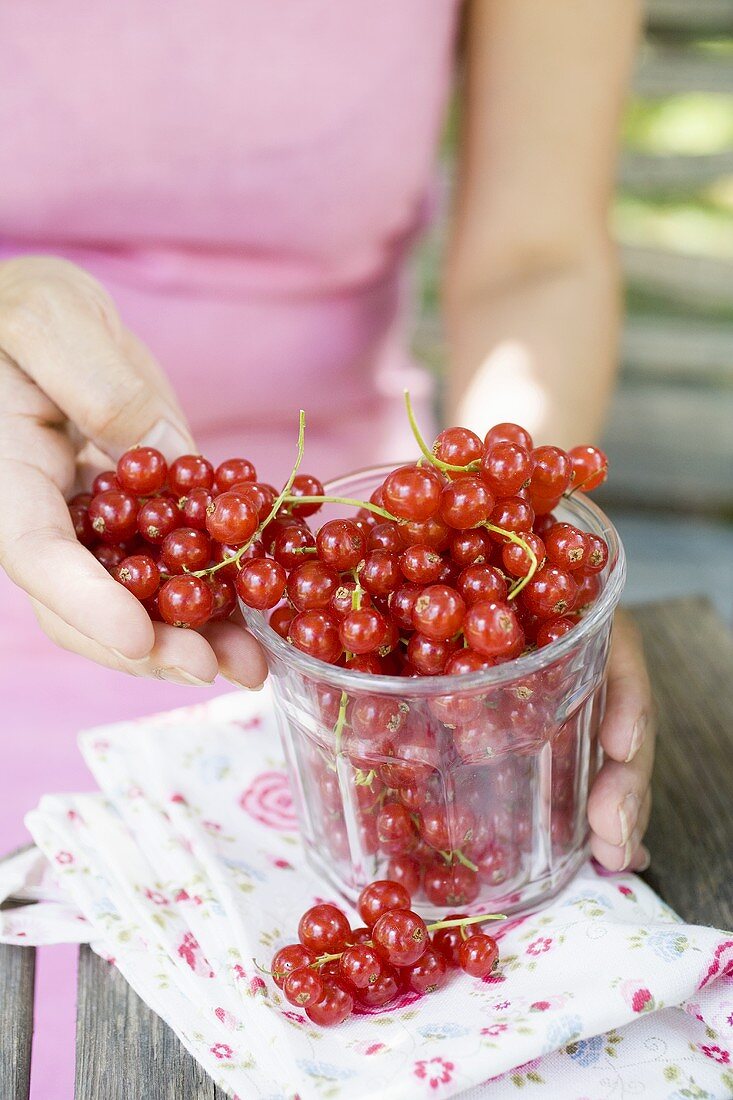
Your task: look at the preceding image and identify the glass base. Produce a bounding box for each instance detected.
[303,837,590,921]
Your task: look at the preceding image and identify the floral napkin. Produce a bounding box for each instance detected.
[1,689,732,1100]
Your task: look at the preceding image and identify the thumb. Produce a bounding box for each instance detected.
[0,256,194,460]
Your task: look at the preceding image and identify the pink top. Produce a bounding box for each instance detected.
[1,0,457,476]
[1,7,458,1092]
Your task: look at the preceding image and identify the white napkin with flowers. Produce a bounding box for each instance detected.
[2,689,732,1100]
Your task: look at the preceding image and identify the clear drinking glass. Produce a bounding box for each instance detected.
[242,466,626,917]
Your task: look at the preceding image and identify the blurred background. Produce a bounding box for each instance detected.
[414,0,733,623]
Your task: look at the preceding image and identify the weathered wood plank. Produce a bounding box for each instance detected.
[646,0,733,36]
[622,246,733,313]
[601,382,733,511]
[622,316,733,385]
[75,947,228,1100]
[620,149,733,195]
[634,48,733,96]
[631,598,733,929]
[0,943,35,1100]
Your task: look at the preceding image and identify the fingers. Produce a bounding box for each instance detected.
[588,611,657,872]
[0,457,155,659]
[0,256,194,460]
[600,611,653,765]
[200,619,269,690]
[32,601,219,685]
[590,788,652,872]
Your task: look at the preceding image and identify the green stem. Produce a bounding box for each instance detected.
[428,913,505,932]
[282,494,400,523]
[453,849,479,874]
[481,522,538,600]
[310,910,506,967]
[404,389,481,475]
[333,690,349,754]
[193,410,307,577]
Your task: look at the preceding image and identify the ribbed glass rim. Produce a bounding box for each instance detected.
[241,463,626,695]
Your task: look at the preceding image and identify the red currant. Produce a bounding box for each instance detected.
[463,600,524,658]
[205,491,258,545]
[439,476,493,529]
[404,946,448,994]
[544,523,588,572]
[433,426,483,472]
[305,984,354,1026]
[289,473,325,517]
[214,457,257,492]
[283,966,323,1007]
[116,446,167,495]
[168,455,214,495]
[271,943,316,988]
[456,564,508,606]
[298,903,351,954]
[411,584,465,641]
[358,550,401,597]
[316,519,365,570]
[382,464,442,522]
[114,554,160,600]
[536,616,576,647]
[568,445,608,492]
[502,532,546,578]
[458,932,498,978]
[236,558,287,610]
[158,575,214,628]
[287,560,340,612]
[339,607,388,655]
[289,610,342,663]
[481,441,532,496]
[88,490,138,544]
[337,945,383,991]
[485,422,533,451]
[137,497,181,544]
[357,880,412,927]
[371,908,428,967]
[520,565,578,619]
[160,528,211,574]
[399,544,443,584]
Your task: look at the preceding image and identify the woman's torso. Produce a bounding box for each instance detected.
[1,1,458,473]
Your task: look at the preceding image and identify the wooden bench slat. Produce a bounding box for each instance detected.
[75,947,228,1100]
[0,943,35,1100]
[622,316,733,386]
[634,48,733,96]
[646,0,733,36]
[620,149,733,195]
[631,598,733,930]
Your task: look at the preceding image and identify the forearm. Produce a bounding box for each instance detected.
[443,240,621,448]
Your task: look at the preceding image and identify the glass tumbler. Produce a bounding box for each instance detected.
[242,466,625,917]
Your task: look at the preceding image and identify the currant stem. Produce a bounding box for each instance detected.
[193,409,307,578]
[311,910,506,967]
[282,494,400,523]
[427,913,505,932]
[481,522,538,599]
[404,390,481,475]
[453,849,479,874]
[333,690,349,754]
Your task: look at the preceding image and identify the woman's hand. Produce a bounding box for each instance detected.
[587,611,654,871]
[0,256,267,689]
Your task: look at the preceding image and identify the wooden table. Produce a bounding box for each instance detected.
[2,597,732,1099]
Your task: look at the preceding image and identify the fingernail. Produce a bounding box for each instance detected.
[625,714,647,763]
[222,675,266,692]
[618,793,639,846]
[156,668,213,686]
[140,419,194,462]
[635,845,651,872]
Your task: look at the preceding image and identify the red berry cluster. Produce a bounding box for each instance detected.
[268,879,502,1026]
[67,440,326,629]
[68,395,608,665]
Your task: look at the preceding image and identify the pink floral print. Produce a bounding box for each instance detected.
[414,1056,454,1089]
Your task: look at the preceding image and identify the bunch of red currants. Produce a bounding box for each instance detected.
[67,394,609,669]
[269,878,502,1026]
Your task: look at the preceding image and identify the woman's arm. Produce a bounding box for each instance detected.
[444,0,641,446]
[443,1,653,875]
